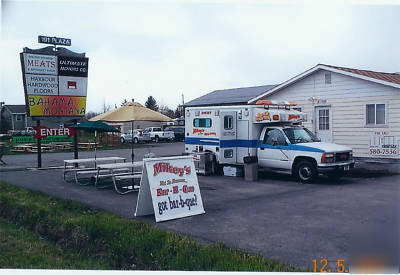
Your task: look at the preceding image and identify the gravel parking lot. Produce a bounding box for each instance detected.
[0,142,398,271]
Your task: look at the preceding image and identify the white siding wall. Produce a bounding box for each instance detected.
[265,69,400,159]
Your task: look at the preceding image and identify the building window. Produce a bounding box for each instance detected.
[318,109,329,130]
[224,116,233,130]
[366,104,386,125]
[16,114,23,121]
[193,118,212,128]
[325,73,331,84]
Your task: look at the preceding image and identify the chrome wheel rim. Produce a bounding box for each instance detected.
[299,166,312,180]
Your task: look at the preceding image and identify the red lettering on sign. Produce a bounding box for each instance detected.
[153,162,191,177]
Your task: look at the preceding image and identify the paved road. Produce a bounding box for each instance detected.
[0,143,398,271]
[1,142,185,170]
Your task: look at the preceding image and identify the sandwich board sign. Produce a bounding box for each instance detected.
[135,156,205,222]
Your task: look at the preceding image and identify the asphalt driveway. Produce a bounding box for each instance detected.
[0,144,398,271]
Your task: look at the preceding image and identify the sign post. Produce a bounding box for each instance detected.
[135,156,205,222]
[36,120,41,168]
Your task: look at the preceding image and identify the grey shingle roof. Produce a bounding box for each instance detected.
[4,105,27,114]
[184,84,278,107]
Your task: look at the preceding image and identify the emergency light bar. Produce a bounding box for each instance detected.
[256,100,297,106]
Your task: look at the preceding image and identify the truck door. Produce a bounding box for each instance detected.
[257,128,290,170]
[220,112,237,164]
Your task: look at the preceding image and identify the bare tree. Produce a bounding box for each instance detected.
[159,104,175,118]
[86,111,100,120]
[102,99,111,113]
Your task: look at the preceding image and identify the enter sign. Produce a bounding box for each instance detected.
[33,126,76,139]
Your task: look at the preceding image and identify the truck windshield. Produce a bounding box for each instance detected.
[283,127,320,144]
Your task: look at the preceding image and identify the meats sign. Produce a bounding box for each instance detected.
[20,44,89,118]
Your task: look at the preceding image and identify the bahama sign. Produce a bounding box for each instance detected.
[20,47,88,118]
[28,95,86,116]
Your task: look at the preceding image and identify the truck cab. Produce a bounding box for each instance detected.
[258,125,354,183]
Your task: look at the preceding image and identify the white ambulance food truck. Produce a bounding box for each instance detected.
[185,101,355,183]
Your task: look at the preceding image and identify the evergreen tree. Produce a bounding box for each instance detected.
[145,96,159,111]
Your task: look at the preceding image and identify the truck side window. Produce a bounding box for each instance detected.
[263,129,286,146]
[224,116,233,130]
[193,118,212,128]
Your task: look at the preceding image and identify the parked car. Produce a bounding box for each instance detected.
[164,126,185,141]
[143,127,174,143]
[22,127,37,136]
[120,129,150,144]
[9,127,37,136]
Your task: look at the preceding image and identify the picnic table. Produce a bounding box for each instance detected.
[96,161,143,194]
[63,157,126,182]
[49,142,73,150]
[11,144,36,152]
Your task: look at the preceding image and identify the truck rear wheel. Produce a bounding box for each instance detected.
[294,160,317,183]
[154,136,159,143]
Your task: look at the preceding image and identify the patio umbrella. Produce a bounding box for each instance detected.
[89,102,173,162]
[71,121,120,162]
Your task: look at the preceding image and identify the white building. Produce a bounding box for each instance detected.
[186,64,400,172]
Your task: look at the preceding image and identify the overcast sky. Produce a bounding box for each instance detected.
[1,0,399,113]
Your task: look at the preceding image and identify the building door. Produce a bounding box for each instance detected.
[315,106,332,143]
[219,111,237,164]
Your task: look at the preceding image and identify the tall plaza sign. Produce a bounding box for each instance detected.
[20,36,89,117]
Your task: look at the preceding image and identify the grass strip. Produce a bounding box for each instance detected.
[0,181,296,271]
[0,217,112,269]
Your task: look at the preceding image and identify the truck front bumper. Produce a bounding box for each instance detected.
[318,160,355,173]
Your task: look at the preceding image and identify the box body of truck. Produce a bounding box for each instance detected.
[185,104,304,165]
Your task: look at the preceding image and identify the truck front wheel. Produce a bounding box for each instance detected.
[154,136,159,143]
[294,160,317,183]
